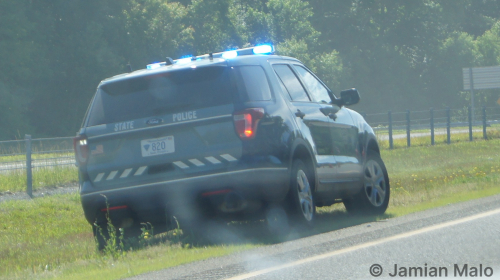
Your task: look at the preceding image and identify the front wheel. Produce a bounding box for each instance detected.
[288,159,315,227]
[343,151,390,215]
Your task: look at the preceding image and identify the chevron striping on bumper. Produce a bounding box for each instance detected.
[205,156,221,164]
[173,161,189,169]
[106,171,118,180]
[220,154,237,162]
[189,159,205,167]
[134,166,147,176]
[94,173,105,182]
[120,168,133,178]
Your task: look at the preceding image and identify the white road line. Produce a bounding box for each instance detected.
[225,208,500,280]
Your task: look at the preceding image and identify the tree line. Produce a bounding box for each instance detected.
[1,0,500,140]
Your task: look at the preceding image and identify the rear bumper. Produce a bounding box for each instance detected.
[80,167,289,225]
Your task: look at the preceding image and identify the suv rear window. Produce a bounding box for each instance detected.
[232,66,272,101]
[86,65,272,127]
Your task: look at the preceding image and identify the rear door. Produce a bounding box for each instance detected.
[83,66,243,190]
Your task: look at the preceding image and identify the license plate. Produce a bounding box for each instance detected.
[141,136,175,157]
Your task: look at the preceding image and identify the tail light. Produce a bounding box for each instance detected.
[73,135,88,166]
[233,108,265,140]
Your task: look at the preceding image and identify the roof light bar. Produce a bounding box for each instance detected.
[176,57,192,64]
[146,62,165,70]
[145,44,275,69]
[253,45,274,55]
[222,50,238,59]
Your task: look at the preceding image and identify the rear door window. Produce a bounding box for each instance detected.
[272,64,310,102]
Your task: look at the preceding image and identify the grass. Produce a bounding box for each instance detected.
[0,152,74,163]
[1,138,500,279]
[0,166,77,193]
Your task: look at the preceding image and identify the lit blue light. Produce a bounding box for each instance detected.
[253,45,273,55]
[222,50,238,59]
[147,62,162,70]
[177,57,192,64]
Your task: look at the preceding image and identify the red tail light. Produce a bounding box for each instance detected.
[73,135,88,166]
[233,108,265,140]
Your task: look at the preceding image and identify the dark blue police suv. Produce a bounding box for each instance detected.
[74,45,390,249]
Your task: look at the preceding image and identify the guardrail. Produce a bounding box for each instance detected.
[363,106,500,149]
[1,105,499,197]
[0,135,75,197]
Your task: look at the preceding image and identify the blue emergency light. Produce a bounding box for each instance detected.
[222,50,238,59]
[146,44,275,70]
[253,44,274,55]
[146,62,164,70]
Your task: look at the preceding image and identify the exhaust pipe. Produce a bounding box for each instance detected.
[219,192,247,213]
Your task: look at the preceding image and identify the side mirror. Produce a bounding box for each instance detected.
[340,88,360,106]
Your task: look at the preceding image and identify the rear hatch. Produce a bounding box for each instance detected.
[82,65,244,189]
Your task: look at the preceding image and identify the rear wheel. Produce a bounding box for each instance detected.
[343,151,390,215]
[288,159,315,227]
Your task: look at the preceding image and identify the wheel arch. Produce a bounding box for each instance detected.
[290,139,317,192]
[366,138,380,155]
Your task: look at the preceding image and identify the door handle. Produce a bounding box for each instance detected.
[320,106,340,116]
[328,113,337,121]
[295,110,306,119]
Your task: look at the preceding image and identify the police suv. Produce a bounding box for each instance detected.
[74,45,390,248]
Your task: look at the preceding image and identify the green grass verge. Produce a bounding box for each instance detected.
[0,152,74,163]
[0,166,77,193]
[1,139,499,279]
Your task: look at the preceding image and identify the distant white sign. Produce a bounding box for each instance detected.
[463,66,500,90]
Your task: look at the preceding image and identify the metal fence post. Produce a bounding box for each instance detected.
[406,110,411,147]
[446,107,451,144]
[25,134,33,198]
[483,106,487,140]
[388,111,393,149]
[468,106,473,142]
[430,108,435,145]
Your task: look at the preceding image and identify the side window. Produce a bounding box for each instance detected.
[233,66,272,101]
[272,64,310,102]
[294,65,331,103]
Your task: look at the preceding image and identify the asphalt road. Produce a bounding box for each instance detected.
[130,194,500,280]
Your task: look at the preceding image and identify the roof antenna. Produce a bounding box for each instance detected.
[127,62,133,72]
[165,57,174,65]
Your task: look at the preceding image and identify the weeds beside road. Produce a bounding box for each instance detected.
[0,138,499,279]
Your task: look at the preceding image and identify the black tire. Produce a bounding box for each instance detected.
[343,151,390,215]
[287,159,315,227]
